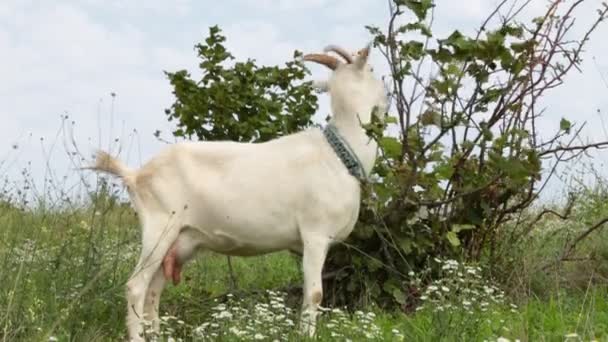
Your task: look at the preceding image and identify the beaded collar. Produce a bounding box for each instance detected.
[322,123,366,181]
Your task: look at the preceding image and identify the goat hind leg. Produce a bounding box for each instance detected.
[126,221,179,342]
[143,266,167,335]
[144,229,201,338]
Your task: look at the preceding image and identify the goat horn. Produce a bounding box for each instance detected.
[323,45,354,64]
[302,53,340,70]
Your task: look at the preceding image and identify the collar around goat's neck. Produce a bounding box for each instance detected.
[323,123,367,182]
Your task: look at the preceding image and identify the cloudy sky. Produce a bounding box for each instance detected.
[1,0,607,201]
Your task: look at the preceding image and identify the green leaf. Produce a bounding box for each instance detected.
[446,231,461,247]
[380,137,402,160]
[392,288,407,305]
[480,121,494,141]
[434,163,453,180]
[399,238,413,254]
[453,224,475,233]
[398,22,432,37]
[420,110,441,126]
[396,0,434,21]
[384,115,398,124]
[560,118,572,134]
[400,41,425,60]
[532,16,545,26]
[383,279,407,304]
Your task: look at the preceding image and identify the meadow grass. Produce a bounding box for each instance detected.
[1,194,608,342]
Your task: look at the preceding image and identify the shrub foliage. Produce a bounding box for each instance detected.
[165,2,608,310]
[165,26,318,143]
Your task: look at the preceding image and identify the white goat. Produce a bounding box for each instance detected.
[89,44,387,341]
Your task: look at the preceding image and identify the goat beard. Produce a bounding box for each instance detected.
[162,245,182,285]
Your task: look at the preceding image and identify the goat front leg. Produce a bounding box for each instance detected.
[300,235,330,337]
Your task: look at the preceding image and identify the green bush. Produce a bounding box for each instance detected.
[163,2,608,310]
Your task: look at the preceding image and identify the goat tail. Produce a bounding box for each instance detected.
[84,150,136,186]
[91,150,131,176]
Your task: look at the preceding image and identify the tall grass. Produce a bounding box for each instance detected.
[2,113,608,341]
[2,180,608,341]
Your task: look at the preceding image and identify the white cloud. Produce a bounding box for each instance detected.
[0,1,196,188]
[80,0,193,15]
[1,0,607,202]
[242,0,327,11]
[328,0,379,21]
[437,0,488,21]
[223,20,326,67]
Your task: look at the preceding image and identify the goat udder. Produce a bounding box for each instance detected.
[162,244,182,285]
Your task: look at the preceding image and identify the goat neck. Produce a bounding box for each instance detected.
[329,103,378,178]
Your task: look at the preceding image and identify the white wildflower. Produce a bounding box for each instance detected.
[213,303,227,311]
[229,327,246,337]
[216,310,233,319]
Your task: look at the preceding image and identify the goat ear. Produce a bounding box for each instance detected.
[354,44,371,69]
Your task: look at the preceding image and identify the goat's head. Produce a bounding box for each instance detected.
[304,44,387,124]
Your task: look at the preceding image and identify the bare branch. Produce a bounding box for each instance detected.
[539,141,608,157]
[542,216,608,271]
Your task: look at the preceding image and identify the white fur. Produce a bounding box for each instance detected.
[90,45,387,341]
